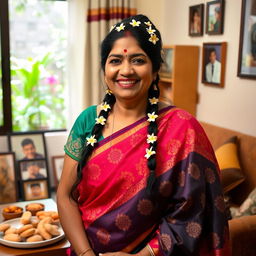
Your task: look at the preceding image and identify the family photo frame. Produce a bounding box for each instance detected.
[0,152,18,203]
[237,0,256,79]
[206,0,225,35]
[189,4,204,36]
[202,42,227,87]
[23,179,49,201]
[52,155,64,187]
[159,46,173,82]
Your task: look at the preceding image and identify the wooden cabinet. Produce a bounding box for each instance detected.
[159,45,199,116]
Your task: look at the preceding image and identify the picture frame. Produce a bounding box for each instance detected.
[202,42,227,87]
[52,155,64,186]
[23,179,49,201]
[19,159,47,181]
[8,132,46,161]
[189,4,204,36]
[237,0,256,79]
[206,0,225,35]
[159,46,173,82]
[0,152,18,203]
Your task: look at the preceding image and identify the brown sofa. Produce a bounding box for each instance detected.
[201,122,256,256]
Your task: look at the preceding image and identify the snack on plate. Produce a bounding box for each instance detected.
[3,233,21,242]
[20,211,32,225]
[1,209,62,244]
[0,223,10,232]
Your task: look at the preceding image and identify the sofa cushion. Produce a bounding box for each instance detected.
[215,136,245,193]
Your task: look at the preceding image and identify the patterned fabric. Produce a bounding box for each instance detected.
[73,106,230,256]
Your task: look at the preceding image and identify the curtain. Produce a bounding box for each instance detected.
[67,0,136,128]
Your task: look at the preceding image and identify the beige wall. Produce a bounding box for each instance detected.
[136,0,256,136]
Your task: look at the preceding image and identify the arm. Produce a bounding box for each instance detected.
[57,154,95,256]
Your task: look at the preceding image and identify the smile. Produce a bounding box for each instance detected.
[116,79,139,88]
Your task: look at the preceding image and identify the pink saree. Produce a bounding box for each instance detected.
[75,106,230,256]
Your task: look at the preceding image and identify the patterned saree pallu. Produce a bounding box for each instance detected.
[76,106,230,256]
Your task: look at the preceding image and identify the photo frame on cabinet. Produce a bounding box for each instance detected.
[52,155,64,186]
[206,0,225,35]
[202,42,227,87]
[23,179,49,201]
[8,132,46,161]
[189,4,204,36]
[0,152,18,203]
[237,0,256,79]
[159,46,173,82]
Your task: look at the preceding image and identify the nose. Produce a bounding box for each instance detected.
[119,60,134,76]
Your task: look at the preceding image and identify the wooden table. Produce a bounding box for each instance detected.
[0,198,70,256]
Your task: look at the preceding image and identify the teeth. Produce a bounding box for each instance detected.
[118,80,136,84]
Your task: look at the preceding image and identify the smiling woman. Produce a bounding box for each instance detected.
[57,14,230,256]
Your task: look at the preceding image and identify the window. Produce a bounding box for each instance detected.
[0,0,68,134]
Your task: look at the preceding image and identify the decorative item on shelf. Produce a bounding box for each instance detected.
[8,132,51,200]
[0,152,18,204]
[237,0,256,79]
[189,4,204,37]
[51,155,64,187]
[206,0,225,35]
[202,42,227,88]
[22,180,49,201]
[159,46,173,83]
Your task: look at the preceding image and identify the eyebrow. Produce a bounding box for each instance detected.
[108,53,147,58]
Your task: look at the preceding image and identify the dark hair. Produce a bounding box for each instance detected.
[71,14,163,201]
[30,183,40,188]
[21,138,35,147]
[209,48,216,54]
[101,14,163,72]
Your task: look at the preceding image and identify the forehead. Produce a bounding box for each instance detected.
[109,36,147,55]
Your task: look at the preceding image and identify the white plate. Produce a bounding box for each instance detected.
[0,217,65,248]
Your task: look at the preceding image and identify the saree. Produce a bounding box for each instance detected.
[74,106,230,256]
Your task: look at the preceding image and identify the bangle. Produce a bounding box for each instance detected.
[146,244,155,256]
[78,248,92,256]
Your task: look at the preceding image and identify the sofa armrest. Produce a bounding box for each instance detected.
[228,215,256,256]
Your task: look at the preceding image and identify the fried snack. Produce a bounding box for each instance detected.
[31,219,39,228]
[3,206,23,214]
[44,223,60,236]
[37,218,52,240]
[0,223,10,232]
[20,211,32,225]
[26,234,43,242]
[17,224,33,234]
[3,233,21,242]
[36,211,58,220]
[20,228,36,238]
[5,227,17,235]
[26,203,44,211]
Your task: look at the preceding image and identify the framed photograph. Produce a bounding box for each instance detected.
[206,0,225,35]
[189,4,204,36]
[52,155,64,186]
[19,159,47,181]
[202,42,227,87]
[159,46,173,82]
[23,179,49,201]
[8,132,46,161]
[237,0,256,78]
[0,152,18,203]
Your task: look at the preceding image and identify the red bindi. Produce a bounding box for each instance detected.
[124,49,127,53]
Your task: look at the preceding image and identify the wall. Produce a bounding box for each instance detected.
[136,0,256,137]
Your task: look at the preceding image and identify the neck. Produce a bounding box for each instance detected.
[113,98,148,120]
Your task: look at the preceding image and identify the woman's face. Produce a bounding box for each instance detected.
[104,36,156,103]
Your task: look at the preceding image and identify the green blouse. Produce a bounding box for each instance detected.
[64,105,104,161]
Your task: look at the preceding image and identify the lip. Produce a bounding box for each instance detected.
[116,79,139,88]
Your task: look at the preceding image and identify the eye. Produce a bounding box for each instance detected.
[109,58,121,64]
[132,58,146,65]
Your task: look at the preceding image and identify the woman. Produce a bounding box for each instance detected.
[190,9,201,34]
[57,15,230,256]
